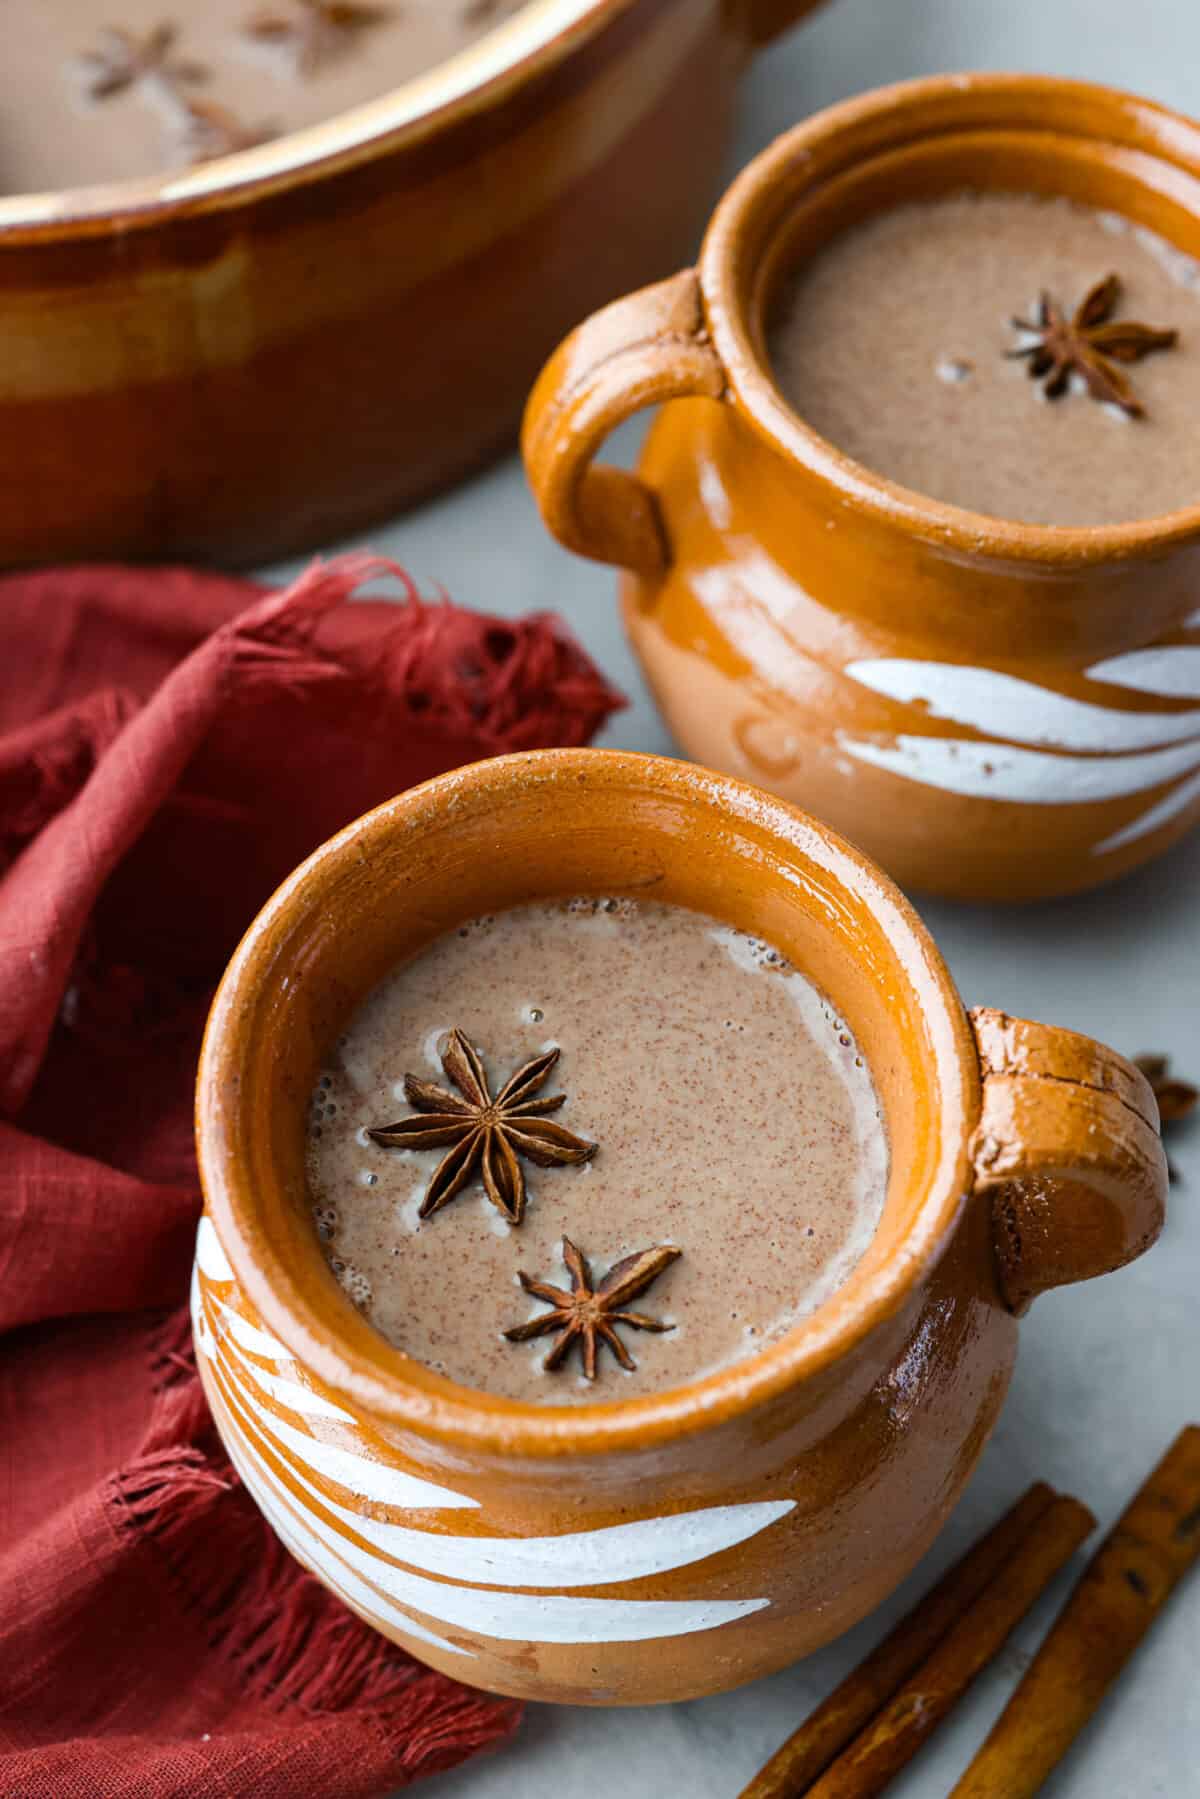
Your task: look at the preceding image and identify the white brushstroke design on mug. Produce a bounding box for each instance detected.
[192,1218,795,1649]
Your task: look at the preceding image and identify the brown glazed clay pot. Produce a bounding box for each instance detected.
[193,749,1166,1705]
[523,76,1200,903]
[0,0,823,569]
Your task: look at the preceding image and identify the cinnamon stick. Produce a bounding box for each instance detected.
[738,1483,1057,1799]
[798,1493,1095,1799]
[950,1426,1200,1798]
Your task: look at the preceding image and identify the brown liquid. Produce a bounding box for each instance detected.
[768,193,1200,527]
[3,1,525,195]
[306,899,888,1405]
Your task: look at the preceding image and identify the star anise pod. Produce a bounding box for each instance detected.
[78,23,208,101]
[368,1028,596,1224]
[1135,1053,1198,1183]
[244,0,390,76]
[505,1237,681,1380]
[180,98,279,164]
[1007,274,1178,418]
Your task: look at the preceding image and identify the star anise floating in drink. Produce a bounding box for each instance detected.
[180,98,278,163]
[369,1028,596,1224]
[1007,273,1178,418]
[78,20,275,167]
[1135,1053,1198,1183]
[78,22,208,102]
[505,1237,681,1380]
[243,0,391,77]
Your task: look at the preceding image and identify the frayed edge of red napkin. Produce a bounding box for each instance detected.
[109,1309,521,1772]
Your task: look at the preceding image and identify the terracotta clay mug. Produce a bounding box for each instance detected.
[192,749,1166,1705]
[523,75,1200,902]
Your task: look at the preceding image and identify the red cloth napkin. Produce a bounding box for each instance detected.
[0,556,624,1797]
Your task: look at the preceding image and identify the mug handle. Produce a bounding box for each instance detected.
[970,1008,1168,1314]
[521,268,726,578]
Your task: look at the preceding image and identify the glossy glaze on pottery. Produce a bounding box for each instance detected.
[305,898,888,1401]
[0,0,821,567]
[522,77,1200,901]
[193,750,1166,1704]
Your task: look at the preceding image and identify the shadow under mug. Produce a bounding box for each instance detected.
[192,749,1166,1705]
[522,75,1200,903]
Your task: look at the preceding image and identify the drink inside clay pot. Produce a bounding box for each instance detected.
[523,75,1200,903]
[3,0,526,192]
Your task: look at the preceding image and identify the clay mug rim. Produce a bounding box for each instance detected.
[523,72,1200,577]
[195,748,1166,1460]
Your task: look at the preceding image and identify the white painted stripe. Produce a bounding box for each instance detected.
[267,1449,792,1589]
[221,1429,474,1658]
[844,659,1200,753]
[1092,767,1200,856]
[204,1286,779,1648]
[226,1388,768,1644]
[216,1299,291,1364]
[199,1268,793,1587]
[839,733,1200,805]
[1087,646,1200,700]
[227,1348,359,1425]
[196,1214,234,1283]
[210,1342,479,1511]
[190,1264,215,1357]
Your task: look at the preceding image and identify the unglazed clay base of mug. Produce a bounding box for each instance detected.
[4,0,525,191]
[768,193,1200,527]
[306,899,888,1402]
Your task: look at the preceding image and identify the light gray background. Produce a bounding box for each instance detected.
[278,0,1200,1791]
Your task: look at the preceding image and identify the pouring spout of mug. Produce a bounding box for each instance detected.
[968,1008,1168,1314]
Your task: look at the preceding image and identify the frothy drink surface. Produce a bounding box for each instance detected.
[306,899,888,1404]
[4,1,524,194]
[768,193,1200,527]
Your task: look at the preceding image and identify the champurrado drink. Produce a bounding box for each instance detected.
[768,192,1200,527]
[4,0,525,194]
[306,899,888,1405]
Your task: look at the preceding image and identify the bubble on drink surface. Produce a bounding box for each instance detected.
[523,1005,545,1024]
[565,895,638,922]
[311,1202,338,1241]
[333,1259,372,1310]
[936,356,973,384]
[357,1169,378,1187]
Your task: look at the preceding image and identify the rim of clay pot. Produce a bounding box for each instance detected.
[196,749,979,1457]
[699,72,1200,568]
[0,0,620,232]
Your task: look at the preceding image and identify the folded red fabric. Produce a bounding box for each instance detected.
[0,557,624,1797]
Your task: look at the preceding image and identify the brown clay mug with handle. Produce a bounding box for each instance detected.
[522,74,1200,903]
[192,749,1167,1706]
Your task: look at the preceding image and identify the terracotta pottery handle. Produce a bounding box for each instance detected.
[741,0,830,46]
[521,268,726,577]
[969,1009,1168,1314]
